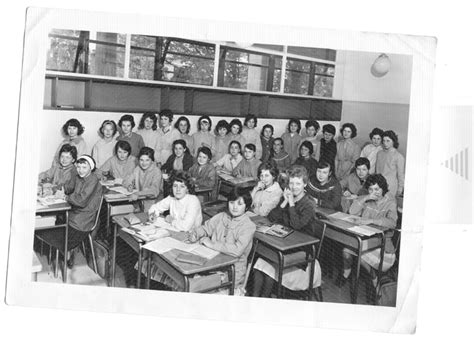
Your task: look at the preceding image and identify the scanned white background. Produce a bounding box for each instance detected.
[1,0,473,338]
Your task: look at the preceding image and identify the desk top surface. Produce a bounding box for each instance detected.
[113,213,238,275]
[315,206,392,238]
[249,215,319,251]
[104,186,152,203]
[36,201,71,213]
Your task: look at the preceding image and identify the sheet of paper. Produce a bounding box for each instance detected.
[142,237,178,254]
[190,245,219,260]
[37,197,66,206]
[328,212,361,224]
[151,217,177,231]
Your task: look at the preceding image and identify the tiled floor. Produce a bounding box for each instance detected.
[34,249,374,305]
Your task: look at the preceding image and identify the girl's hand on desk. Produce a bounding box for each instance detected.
[129,193,139,201]
[55,188,65,199]
[148,211,157,222]
[185,231,198,243]
[164,215,172,223]
[343,190,351,197]
[359,218,373,225]
[199,237,212,247]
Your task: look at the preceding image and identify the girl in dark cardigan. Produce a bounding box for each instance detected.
[161,139,194,197]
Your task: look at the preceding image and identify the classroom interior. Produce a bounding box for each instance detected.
[34,29,411,305]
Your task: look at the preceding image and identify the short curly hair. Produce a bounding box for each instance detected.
[138,113,158,130]
[138,147,155,162]
[355,157,370,170]
[174,116,191,135]
[288,165,309,184]
[340,122,357,138]
[257,162,279,181]
[305,120,320,134]
[299,140,314,155]
[114,140,132,156]
[197,146,212,161]
[159,109,174,122]
[215,119,230,135]
[229,119,243,134]
[369,127,384,140]
[287,118,301,133]
[228,187,253,211]
[62,118,85,136]
[244,114,258,128]
[98,120,118,137]
[260,124,274,137]
[170,171,195,195]
[228,140,242,153]
[118,115,135,129]
[364,174,389,196]
[197,115,212,131]
[382,130,399,149]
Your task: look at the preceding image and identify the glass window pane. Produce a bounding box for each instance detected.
[162,54,214,85]
[313,75,334,97]
[226,49,269,66]
[129,49,155,80]
[314,64,335,76]
[274,56,282,69]
[272,69,281,92]
[284,71,309,95]
[88,42,125,77]
[50,29,81,37]
[131,35,156,49]
[168,40,215,59]
[223,63,269,91]
[286,59,311,73]
[46,36,79,71]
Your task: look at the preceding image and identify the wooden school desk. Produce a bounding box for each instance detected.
[111,213,238,293]
[110,213,149,287]
[144,245,237,294]
[103,185,152,236]
[35,201,71,282]
[217,173,257,195]
[249,214,320,299]
[314,206,394,304]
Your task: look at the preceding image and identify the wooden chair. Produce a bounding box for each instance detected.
[36,196,103,280]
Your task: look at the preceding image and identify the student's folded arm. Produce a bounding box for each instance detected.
[206,224,256,257]
[171,198,201,232]
[374,200,398,228]
[64,175,76,195]
[349,197,365,215]
[67,180,98,208]
[148,196,171,216]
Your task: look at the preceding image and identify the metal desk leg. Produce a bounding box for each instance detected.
[277,252,284,298]
[352,236,363,304]
[63,211,69,283]
[377,234,387,284]
[106,204,111,237]
[229,264,235,295]
[308,244,316,301]
[137,243,143,288]
[111,221,117,287]
[184,276,190,292]
[146,250,152,289]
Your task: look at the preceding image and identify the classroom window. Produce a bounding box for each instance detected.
[162,40,215,85]
[222,48,282,92]
[285,58,335,96]
[129,35,157,80]
[46,29,83,72]
[285,58,311,95]
[88,32,126,77]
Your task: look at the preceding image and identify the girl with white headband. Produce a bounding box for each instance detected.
[42,154,103,268]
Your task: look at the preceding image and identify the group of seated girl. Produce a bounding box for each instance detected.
[39,111,403,296]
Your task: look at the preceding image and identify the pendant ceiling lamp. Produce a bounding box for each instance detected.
[371,53,391,77]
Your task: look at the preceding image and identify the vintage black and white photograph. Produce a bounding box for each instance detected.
[6,6,437,334]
